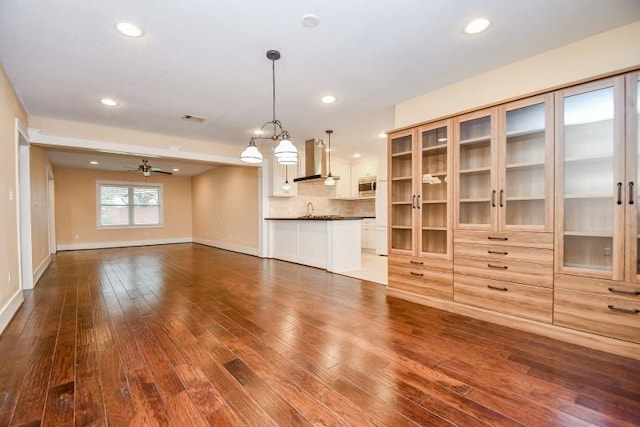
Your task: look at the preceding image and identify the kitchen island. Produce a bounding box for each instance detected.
[265,217,362,273]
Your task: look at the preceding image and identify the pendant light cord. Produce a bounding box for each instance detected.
[272,58,277,136]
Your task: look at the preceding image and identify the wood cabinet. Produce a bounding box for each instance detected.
[388,120,454,300]
[553,73,640,343]
[454,95,554,231]
[453,95,555,323]
[387,70,640,361]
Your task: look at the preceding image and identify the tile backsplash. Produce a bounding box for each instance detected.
[268,180,375,217]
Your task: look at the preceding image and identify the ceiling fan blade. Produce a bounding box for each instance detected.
[153,170,173,175]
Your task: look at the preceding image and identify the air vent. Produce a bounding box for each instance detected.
[181,114,207,123]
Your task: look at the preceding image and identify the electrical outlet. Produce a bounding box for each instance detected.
[8,189,14,201]
[8,271,12,284]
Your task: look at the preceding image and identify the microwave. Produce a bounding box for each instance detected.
[358,176,377,197]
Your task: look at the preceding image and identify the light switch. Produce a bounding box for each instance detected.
[9,188,14,201]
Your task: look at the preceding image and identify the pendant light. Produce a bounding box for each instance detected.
[282,165,291,193]
[324,129,335,186]
[240,50,298,165]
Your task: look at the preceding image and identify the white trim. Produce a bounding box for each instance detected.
[33,253,52,286]
[193,238,261,257]
[0,289,24,335]
[57,237,192,251]
[28,128,245,166]
[16,120,33,290]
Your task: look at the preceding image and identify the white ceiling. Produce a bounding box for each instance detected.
[42,147,217,176]
[1,0,640,167]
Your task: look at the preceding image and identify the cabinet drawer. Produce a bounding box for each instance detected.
[454,274,552,323]
[454,255,552,288]
[454,242,552,266]
[388,254,453,273]
[454,230,553,249]
[554,290,640,344]
[389,264,453,300]
[555,274,640,303]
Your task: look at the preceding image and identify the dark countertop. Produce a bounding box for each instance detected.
[265,216,367,221]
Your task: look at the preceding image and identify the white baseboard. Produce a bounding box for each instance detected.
[193,237,261,257]
[57,237,193,251]
[32,253,52,288]
[0,289,24,335]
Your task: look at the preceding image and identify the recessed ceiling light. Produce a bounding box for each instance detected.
[116,22,143,37]
[100,98,118,107]
[302,14,320,28]
[172,168,179,172]
[90,161,98,165]
[464,18,490,34]
[321,95,336,104]
[353,153,362,158]
[378,133,387,138]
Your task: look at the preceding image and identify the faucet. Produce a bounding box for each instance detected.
[306,202,314,218]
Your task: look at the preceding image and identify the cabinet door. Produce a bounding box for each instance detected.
[627,72,640,283]
[418,120,452,258]
[332,160,352,199]
[555,76,626,280]
[455,108,498,230]
[499,94,553,231]
[389,129,417,255]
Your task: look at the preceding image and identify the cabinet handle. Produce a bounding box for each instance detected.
[487,264,508,270]
[608,287,640,296]
[617,182,622,205]
[630,182,635,205]
[607,305,640,314]
[417,194,421,209]
[487,285,508,292]
[487,236,508,241]
[487,250,509,255]
[491,190,496,208]
[409,260,424,265]
[412,195,416,209]
[410,272,424,277]
[499,189,504,208]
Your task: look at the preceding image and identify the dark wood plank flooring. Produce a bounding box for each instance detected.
[1,243,639,426]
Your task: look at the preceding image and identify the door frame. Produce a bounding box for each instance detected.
[16,119,33,290]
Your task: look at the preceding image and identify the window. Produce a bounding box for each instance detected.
[97,182,163,228]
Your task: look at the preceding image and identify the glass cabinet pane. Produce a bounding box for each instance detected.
[562,87,615,271]
[421,126,448,255]
[458,116,492,226]
[390,134,413,252]
[504,102,546,227]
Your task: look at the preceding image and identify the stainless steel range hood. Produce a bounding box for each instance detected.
[293,138,340,182]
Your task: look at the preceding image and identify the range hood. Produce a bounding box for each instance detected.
[293,138,340,182]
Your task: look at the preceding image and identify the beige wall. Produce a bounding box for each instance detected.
[192,166,260,250]
[30,146,53,274]
[395,21,640,128]
[54,167,192,248]
[0,63,28,323]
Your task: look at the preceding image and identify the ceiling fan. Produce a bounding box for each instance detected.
[127,159,172,177]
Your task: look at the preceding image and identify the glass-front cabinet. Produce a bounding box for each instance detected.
[389,129,415,255]
[626,72,640,284]
[419,121,452,258]
[389,120,453,259]
[555,76,626,280]
[455,96,553,232]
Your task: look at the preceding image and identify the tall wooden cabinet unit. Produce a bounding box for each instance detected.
[554,74,640,344]
[388,120,454,300]
[453,96,555,323]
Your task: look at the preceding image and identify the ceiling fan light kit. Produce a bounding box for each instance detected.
[240,49,298,165]
[132,159,173,176]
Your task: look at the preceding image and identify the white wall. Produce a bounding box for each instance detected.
[395,21,640,128]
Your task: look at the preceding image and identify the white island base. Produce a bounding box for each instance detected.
[266,219,361,273]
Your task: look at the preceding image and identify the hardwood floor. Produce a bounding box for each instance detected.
[1,243,639,426]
